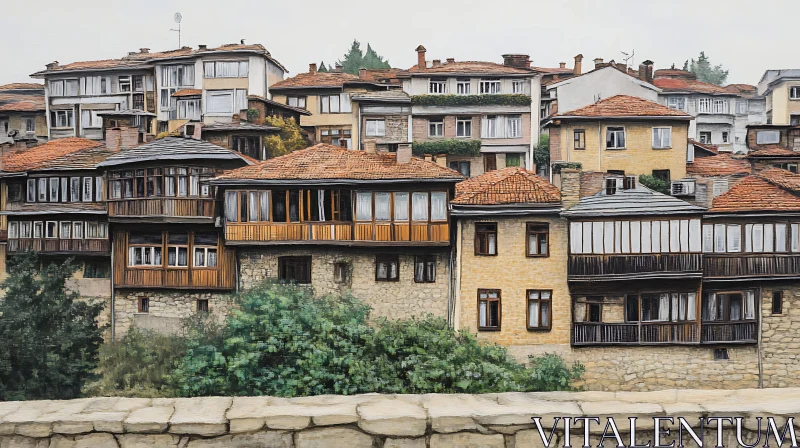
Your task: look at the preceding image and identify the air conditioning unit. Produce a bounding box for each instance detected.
[671,179,696,197]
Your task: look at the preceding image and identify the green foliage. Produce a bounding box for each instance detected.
[318,61,329,73]
[411,94,531,107]
[687,51,729,86]
[262,116,309,158]
[412,139,481,157]
[551,161,582,173]
[533,134,550,169]
[639,174,670,194]
[0,252,105,400]
[169,283,584,397]
[336,40,391,75]
[246,108,259,122]
[527,354,585,391]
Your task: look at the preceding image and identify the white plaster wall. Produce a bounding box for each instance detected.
[552,67,659,113]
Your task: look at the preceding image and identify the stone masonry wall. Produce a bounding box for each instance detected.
[239,247,451,321]
[760,281,800,388]
[0,388,793,447]
[114,290,234,336]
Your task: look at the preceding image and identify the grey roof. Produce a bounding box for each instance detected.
[247,95,312,116]
[202,122,279,133]
[96,109,157,117]
[562,184,705,217]
[96,136,253,167]
[350,90,412,103]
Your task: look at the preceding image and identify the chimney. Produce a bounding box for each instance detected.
[559,62,566,69]
[593,58,604,69]
[364,140,377,154]
[638,63,647,81]
[139,48,150,54]
[415,45,427,70]
[573,54,583,76]
[105,126,140,151]
[45,61,59,70]
[560,169,581,208]
[127,52,137,57]
[502,54,531,69]
[432,59,441,68]
[446,58,455,64]
[615,62,626,72]
[309,63,317,75]
[424,154,433,162]
[334,63,343,72]
[240,39,246,45]
[396,143,412,164]
[435,154,448,168]
[198,44,207,51]
[643,59,654,83]
[359,68,367,79]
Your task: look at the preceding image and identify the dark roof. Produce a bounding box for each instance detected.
[653,77,732,95]
[688,139,719,155]
[563,183,705,217]
[555,95,691,119]
[350,90,411,104]
[247,95,312,116]
[453,167,560,205]
[96,137,254,167]
[710,169,800,213]
[36,146,117,172]
[3,138,104,172]
[201,122,279,133]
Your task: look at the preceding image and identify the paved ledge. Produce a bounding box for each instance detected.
[0,388,798,447]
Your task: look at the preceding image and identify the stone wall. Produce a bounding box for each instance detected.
[114,290,234,336]
[760,281,800,388]
[239,247,451,321]
[0,388,794,447]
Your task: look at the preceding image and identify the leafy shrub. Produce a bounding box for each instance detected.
[527,353,585,391]
[412,94,531,107]
[639,174,670,194]
[551,161,582,173]
[412,139,481,157]
[262,116,309,158]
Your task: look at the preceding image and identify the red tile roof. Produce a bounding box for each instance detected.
[653,69,694,78]
[652,77,730,94]
[711,169,800,212]
[687,153,751,176]
[172,89,202,97]
[214,144,464,182]
[0,83,43,91]
[747,146,800,158]
[408,61,535,75]
[555,95,691,118]
[760,167,800,190]
[453,167,561,205]
[724,84,757,95]
[355,68,409,85]
[0,93,45,112]
[270,72,359,89]
[3,138,104,172]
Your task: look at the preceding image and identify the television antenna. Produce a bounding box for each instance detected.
[170,13,182,48]
[621,50,635,68]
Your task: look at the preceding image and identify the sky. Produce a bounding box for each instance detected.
[1,0,797,86]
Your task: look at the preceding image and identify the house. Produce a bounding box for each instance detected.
[199,121,280,160]
[209,143,463,321]
[536,55,583,121]
[745,124,800,172]
[684,152,752,207]
[350,90,412,153]
[246,95,311,124]
[403,46,541,176]
[450,167,570,357]
[545,95,692,181]
[0,83,47,143]
[757,69,800,125]
[653,69,766,153]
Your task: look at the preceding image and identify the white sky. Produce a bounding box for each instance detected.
[1,0,797,86]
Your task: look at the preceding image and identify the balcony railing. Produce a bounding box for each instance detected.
[7,238,110,254]
[704,254,800,279]
[568,253,703,279]
[108,198,215,220]
[225,222,450,245]
[573,322,700,346]
[700,321,757,344]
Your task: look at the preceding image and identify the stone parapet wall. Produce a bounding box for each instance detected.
[0,388,796,447]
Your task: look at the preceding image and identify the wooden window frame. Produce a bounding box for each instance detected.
[137,297,149,313]
[375,254,400,282]
[573,129,586,150]
[701,290,758,323]
[167,234,190,269]
[772,291,783,315]
[197,299,210,313]
[278,256,312,284]
[526,222,550,257]
[108,166,216,200]
[526,290,552,331]
[413,255,436,283]
[477,289,501,331]
[475,222,498,256]
[333,261,352,286]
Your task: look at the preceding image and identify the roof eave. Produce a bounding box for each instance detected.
[554,115,692,120]
[211,178,462,187]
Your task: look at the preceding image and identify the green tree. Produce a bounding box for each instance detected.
[336,40,392,75]
[262,116,310,158]
[533,134,550,171]
[639,174,670,195]
[362,44,391,71]
[0,252,105,400]
[687,51,729,85]
[318,61,329,73]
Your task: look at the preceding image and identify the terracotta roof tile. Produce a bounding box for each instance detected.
[534,66,576,75]
[652,77,730,94]
[653,69,694,78]
[555,95,691,118]
[172,89,202,97]
[0,94,45,112]
[270,72,358,89]
[759,167,800,190]
[689,138,719,155]
[747,146,800,157]
[355,68,409,85]
[452,167,560,205]
[710,170,800,212]
[408,61,535,75]
[36,146,117,171]
[0,83,43,91]
[687,153,751,176]
[3,138,104,172]
[214,144,464,182]
[724,84,757,95]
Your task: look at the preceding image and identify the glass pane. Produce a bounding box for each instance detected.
[529,301,539,327]
[412,192,428,221]
[356,192,372,221]
[430,192,447,221]
[394,193,409,221]
[375,192,391,221]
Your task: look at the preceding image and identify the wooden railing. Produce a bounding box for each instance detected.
[7,238,110,254]
[704,254,800,279]
[107,198,215,219]
[573,322,700,346]
[225,222,450,245]
[701,321,757,344]
[568,253,703,278]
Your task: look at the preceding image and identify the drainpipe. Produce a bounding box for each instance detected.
[357,104,362,150]
[110,241,115,340]
[757,285,764,388]
[598,123,602,172]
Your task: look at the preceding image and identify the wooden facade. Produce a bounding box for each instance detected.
[108,198,216,220]
[704,254,800,279]
[225,222,449,245]
[7,238,109,254]
[568,253,703,279]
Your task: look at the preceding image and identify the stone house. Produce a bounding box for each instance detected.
[745,123,800,172]
[0,83,47,144]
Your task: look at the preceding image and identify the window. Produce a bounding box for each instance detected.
[512,80,524,94]
[574,129,586,149]
[287,96,307,109]
[63,79,79,96]
[49,80,65,96]
[414,255,436,283]
[334,262,351,285]
[484,153,497,172]
[712,99,729,114]
[20,221,31,239]
[791,87,800,100]
[667,96,686,110]
[51,110,74,128]
[193,233,218,268]
[698,98,712,113]
[702,291,756,322]
[118,76,131,93]
[479,79,501,94]
[82,177,93,202]
[483,116,499,138]
[456,117,472,137]
[606,127,625,149]
[365,119,385,137]
[167,233,189,267]
[429,79,446,94]
[652,127,672,149]
[81,76,111,95]
[527,290,552,330]
[8,184,21,202]
[430,192,447,221]
[772,291,783,314]
[456,79,470,95]
[26,179,35,202]
[138,297,149,313]
[37,178,47,202]
[736,101,748,114]
[48,178,59,202]
[7,222,18,239]
[197,299,210,313]
[72,222,83,239]
[80,110,103,129]
[319,93,351,114]
[375,255,399,281]
[478,289,501,330]
[714,348,729,360]
[475,223,498,255]
[722,131,729,143]
[652,170,671,182]
[177,99,201,120]
[428,118,444,137]
[699,131,712,144]
[33,222,42,239]
[449,161,471,177]
[203,61,249,78]
[570,219,702,255]
[756,130,781,145]
[45,221,57,238]
[355,191,373,221]
[526,223,549,257]
[25,117,34,133]
[207,90,234,114]
[84,261,109,278]
[505,153,521,167]
[128,233,163,267]
[278,256,311,284]
[506,115,522,138]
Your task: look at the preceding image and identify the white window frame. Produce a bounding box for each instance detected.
[506,115,522,138]
[479,79,501,94]
[429,79,446,94]
[456,79,470,95]
[722,131,729,143]
[287,96,307,109]
[652,127,672,149]
[428,119,444,137]
[712,99,729,114]
[606,126,626,149]
[791,86,800,100]
[699,131,712,144]
[49,80,65,97]
[365,119,385,137]
[512,80,524,94]
[26,179,36,202]
[667,96,686,111]
[8,222,19,239]
[25,117,35,133]
[456,117,472,137]
[736,100,748,114]
[206,90,234,114]
[51,110,74,128]
[698,98,712,113]
[45,221,57,239]
[82,177,93,202]
[756,130,781,145]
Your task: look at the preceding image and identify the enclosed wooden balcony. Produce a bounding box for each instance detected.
[568,253,703,280]
[572,322,700,346]
[700,322,757,344]
[107,198,216,222]
[225,221,450,246]
[704,254,800,279]
[7,238,110,255]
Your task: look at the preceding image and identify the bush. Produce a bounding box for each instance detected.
[639,174,670,194]
[262,116,309,158]
[412,94,531,107]
[412,139,481,157]
[551,161,582,173]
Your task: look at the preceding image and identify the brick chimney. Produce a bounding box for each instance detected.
[559,62,566,69]
[432,59,442,68]
[45,61,59,70]
[359,68,367,79]
[139,48,150,54]
[643,59,654,83]
[502,54,531,69]
[415,45,427,69]
[198,44,207,51]
[573,54,583,76]
[309,63,317,75]
[593,58,604,69]
[446,58,455,64]
[396,143,412,164]
[364,140,377,154]
[105,126,140,151]
[638,63,647,81]
[615,62,626,72]
[560,168,581,209]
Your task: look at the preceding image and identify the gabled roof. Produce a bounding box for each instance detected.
[724,84,758,95]
[688,139,719,155]
[212,144,464,184]
[0,92,45,112]
[96,136,253,167]
[562,183,705,217]
[246,95,312,116]
[687,153,751,176]
[36,146,118,172]
[408,60,536,76]
[546,64,661,92]
[747,146,800,158]
[710,169,800,213]
[653,77,731,95]
[350,90,411,104]
[452,167,560,205]
[270,72,359,90]
[554,95,691,119]
[2,138,104,172]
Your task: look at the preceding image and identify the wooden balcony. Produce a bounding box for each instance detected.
[568,253,703,280]
[704,254,800,279]
[107,198,216,222]
[573,322,700,346]
[7,238,110,255]
[701,322,757,344]
[225,221,450,246]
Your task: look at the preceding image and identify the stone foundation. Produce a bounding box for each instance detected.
[113,290,234,336]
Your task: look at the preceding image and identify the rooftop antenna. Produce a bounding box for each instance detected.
[621,50,635,69]
[171,13,182,48]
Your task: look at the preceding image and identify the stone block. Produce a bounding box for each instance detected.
[0,435,49,448]
[226,397,270,433]
[577,401,664,431]
[117,434,181,448]
[184,432,293,448]
[516,429,559,448]
[295,427,373,448]
[357,397,427,437]
[423,394,497,433]
[72,433,118,448]
[384,437,427,448]
[124,406,174,433]
[169,397,231,436]
[430,433,505,448]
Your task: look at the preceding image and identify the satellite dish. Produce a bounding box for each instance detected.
[174,12,182,24]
